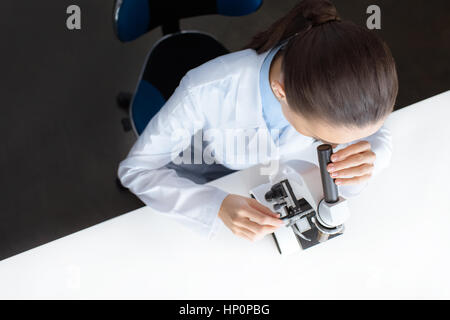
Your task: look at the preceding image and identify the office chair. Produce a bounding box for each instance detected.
[113,0,263,135]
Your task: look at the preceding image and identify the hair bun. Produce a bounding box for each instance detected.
[301,0,341,26]
[309,15,340,27]
[244,0,342,53]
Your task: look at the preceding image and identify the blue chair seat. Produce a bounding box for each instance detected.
[130,32,229,135]
[114,0,263,135]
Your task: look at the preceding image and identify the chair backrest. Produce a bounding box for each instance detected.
[114,0,263,42]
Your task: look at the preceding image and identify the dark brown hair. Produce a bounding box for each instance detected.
[244,0,398,128]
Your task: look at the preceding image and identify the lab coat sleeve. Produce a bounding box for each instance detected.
[117,75,229,239]
[338,124,393,198]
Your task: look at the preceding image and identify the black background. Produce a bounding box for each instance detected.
[0,0,449,261]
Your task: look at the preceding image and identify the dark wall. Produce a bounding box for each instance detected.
[0,0,154,260]
[181,0,450,109]
[0,0,449,261]
[333,0,450,108]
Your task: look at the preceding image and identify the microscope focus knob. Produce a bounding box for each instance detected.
[264,183,286,202]
[273,202,286,211]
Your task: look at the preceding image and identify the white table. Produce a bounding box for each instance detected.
[0,91,449,299]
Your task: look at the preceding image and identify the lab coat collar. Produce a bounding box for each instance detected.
[234,49,271,128]
[227,48,315,162]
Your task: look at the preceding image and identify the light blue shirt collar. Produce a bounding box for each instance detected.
[259,44,290,142]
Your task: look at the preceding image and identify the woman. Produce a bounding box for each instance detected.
[118,0,398,242]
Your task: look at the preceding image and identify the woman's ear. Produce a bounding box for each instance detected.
[271,80,287,102]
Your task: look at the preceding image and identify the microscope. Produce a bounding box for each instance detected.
[249,144,350,255]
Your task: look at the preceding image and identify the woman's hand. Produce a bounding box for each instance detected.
[327,141,376,186]
[218,194,284,241]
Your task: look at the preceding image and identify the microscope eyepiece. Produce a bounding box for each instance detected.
[317,144,339,203]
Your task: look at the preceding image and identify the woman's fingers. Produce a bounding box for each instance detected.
[235,200,283,241]
[334,174,372,186]
[330,163,374,179]
[330,141,371,162]
[219,194,284,242]
[244,207,284,227]
[248,198,280,218]
[234,226,258,241]
[235,217,279,235]
[328,150,375,172]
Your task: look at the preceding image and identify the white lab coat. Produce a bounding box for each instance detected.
[118,48,392,238]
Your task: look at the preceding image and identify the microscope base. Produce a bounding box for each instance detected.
[271,218,342,255]
[250,182,343,255]
[295,224,342,250]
